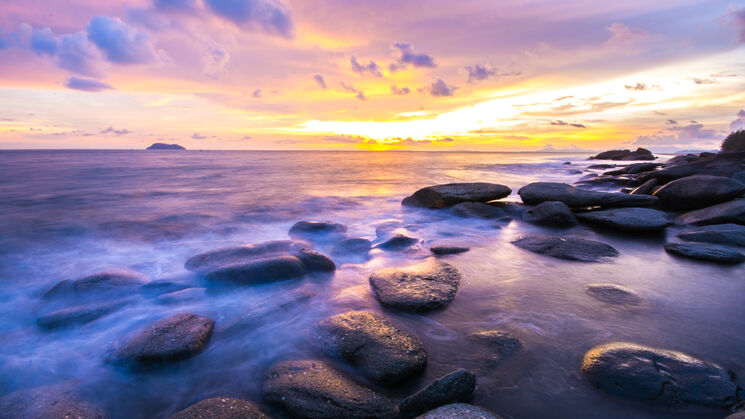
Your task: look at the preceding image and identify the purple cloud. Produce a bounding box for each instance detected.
[422,78,456,97]
[624,82,660,91]
[204,0,294,38]
[350,56,381,77]
[153,0,199,12]
[252,88,262,98]
[551,120,586,128]
[64,76,113,92]
[465,64,496,83]
[731,109,745,131]
[86,17,158,65]
[729,6,745,43]
[389,42,435,72]
[30,27,57,56]
[313,74,327,89]
[192,132,208,139]
[101,126,132,135]
[390,85,410,95]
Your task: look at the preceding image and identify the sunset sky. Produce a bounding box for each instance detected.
[1,0,744,151]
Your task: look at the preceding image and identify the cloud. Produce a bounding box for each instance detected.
[624,82,660,91]
[390,85,410,95]
[550,120,586,128]
[730,109,745,131]
[241,135,252,140]
[324,135,367,144]
[339,82,366,100]
[666,119,678,125]
[350,56,381,77]
[252,88,262,98]
[606,22,654,48]
[355,91,367,101]
[204,0,294,38]
[313,74,327,89]
[56,33,104,77]
[101,126,132,135]
[30,27,57,56]
[635,122,720,148]
[465,64,496,83]
[389,42,435,72]
[202,46,230,76]
[86,17,158,65]
[436,137,454,142]
[192,132,208,139]
[691,77,715,85]
[153,0,199,12]
[728,6,745,43]
[64,76,113,92]
[422,78,457,97]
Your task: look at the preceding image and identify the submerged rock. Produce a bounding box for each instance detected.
[469,330,523,363]
[313,311,427,384]
[677,199,745,226]
[664,243,745,264]
[402,183,511,209]
[369,261,462,311]
[115,313,214,364]
[168,397,270,419]
[581,342,738,408]
[332,238,372,255]
[205,255,308,284]
[585,284,641,305]
[518,182,658,208]
[678,224,745,246]
[576,208,670,232]
[155,288,207,305]
[44,269,148,300]
[416,403,502,419]
[399,369,476,418]
[450,202,507,219]
[521,201,578,227]
[653,175,745,210]
[0,384,107,419]
[376,234,421,251]
[288,221,347,242]
[262,360,398,419]
[296,248,336,272]
[431,245,470,255]
[511,235,619,262]
[590,148,655,161]
[37,300,129,329]
[185,241,307,274]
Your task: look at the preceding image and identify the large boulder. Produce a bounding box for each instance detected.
[575,208,671,232]
[511,235,619,262]
[603,162,661,175]
[205,255,308,284]
[114,313,214,364]
[677,199,745,226]
[415,403,502,419]
[640,150,745,184]
[312,311,427,384]
[678,224,745,246]
[585,284,641,305]
[37,300,129,330]
[185,241,307,273]
[332,238,372,255]
[44,269,148,300]
[581,342,738,408]
[168,397,270,419]
[402,183,511,209]
[288,221,347,243]
[590,148,655,161]
[521,201,577,227]
[664,243,745,264]
[652,175,745,210]
[369,261,462,311]
[518,183,658,208]
[0,385,107,419]
[262,360,398,418]
[399,369,476,418]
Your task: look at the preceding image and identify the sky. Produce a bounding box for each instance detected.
[0,0,744,151]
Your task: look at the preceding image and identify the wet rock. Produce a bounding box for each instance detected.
[431,245,470,255]
[521,201,578,227]
[727,410,745,419]
[665,154,699,166]
[603,162,661,176]
[332,238,372,255]
[44,269,148,300]
[168,397,270,419]
[585,284,641,305]
[678,224,745,246]
[518,182,658,208]
[469,331,523,363]
[115,313,214,364]
[296,248,336,272]
[653,175,745,210]
[0,384,107,419]
[590,148,655,161]
[677,199,745,226]
[664,243,745,264]
[581,342,738,408]
[37,300,129,329]
[629,178,657,195]
[220,286,316,335]
[156,288,208,305]
[576,208,670,232]
[185,240,307,274]
[588,164,617,170]
[288,221,347,242]
[369,261,462,311]
[402,183,512,209]
[640,151,745,184]
[205,256,307,284]
[262,360,398,419]
[512,235,619,262]
[313,311,427,384]
[399,369,476,418]
[416,403,502,419]
[450,202,507,219]
[376,234,421,251]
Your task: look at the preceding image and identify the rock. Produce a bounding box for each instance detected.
[511,235,619,262]
[332,238,372,255]
[575,208,670,232]
[664,243,745,264]
[590,148,655,161]
[115,313,214,364]
[402,183,512,209]
[521,201,578,227]
[288,221,347,242]
[603,162,661,176]
[415,403,502,419]
[665,154,699,166]
[653,175,745,210]
[369,261,462,311]
[585,284,641,305]
[677,199,745,226]
[147,142,185,150]
[262,360,398,419]
[312,311,427,384]
[44,269,148,300]
[450,202,507,219]
[0,385,107,419]
[431,245,470,255]
[205,256,307,284]
[588,164,617,170]
[581,342,738,408]
[376,234,420,251]
[296,248,336,272]
[185,241,307,274]
[640,151,745,184]
[168,397,270,419]
[678,224,745,246]
[37,300,128,329]
[468,331,523,363]
[156,288,208,305]
[399,369,476,418]
[629,178,657,195]
[518,182,658,208]
[726,411,745,419]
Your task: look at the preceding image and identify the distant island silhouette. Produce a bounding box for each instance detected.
[147,143,186,150]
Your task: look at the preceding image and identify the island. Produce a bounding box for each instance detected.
[147,143,186,150]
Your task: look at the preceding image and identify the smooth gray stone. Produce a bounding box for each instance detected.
[415,403,502,419]
[677,199,745,226]
[664,242,745,264]
[114,313,214,364]
[585,284,641,305]
[288,221,347,242]
[37,300,129,329]
[431,245,470,255]
[629,178,657,195]
[450,202,507,219]
[44,269,148,300]
[376,234,420,251]
[168,397,270,419]
[518,182,658,208]
[184,241,307,273]
[332,238,372,255]
[653,175,745,210]
[0,384,107,419]
[522,201,577,227]
[400,369,476,417]
[468,330,523,363]
[678,223,745,246]
[403,183,511,209]
[369,261,462,311]
[576,208,670,232]
[205,256,307,284]
[512,235,619,262]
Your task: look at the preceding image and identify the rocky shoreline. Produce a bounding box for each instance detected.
[3,147,745,418]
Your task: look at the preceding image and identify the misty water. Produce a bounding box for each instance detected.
[0,150,743,418]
